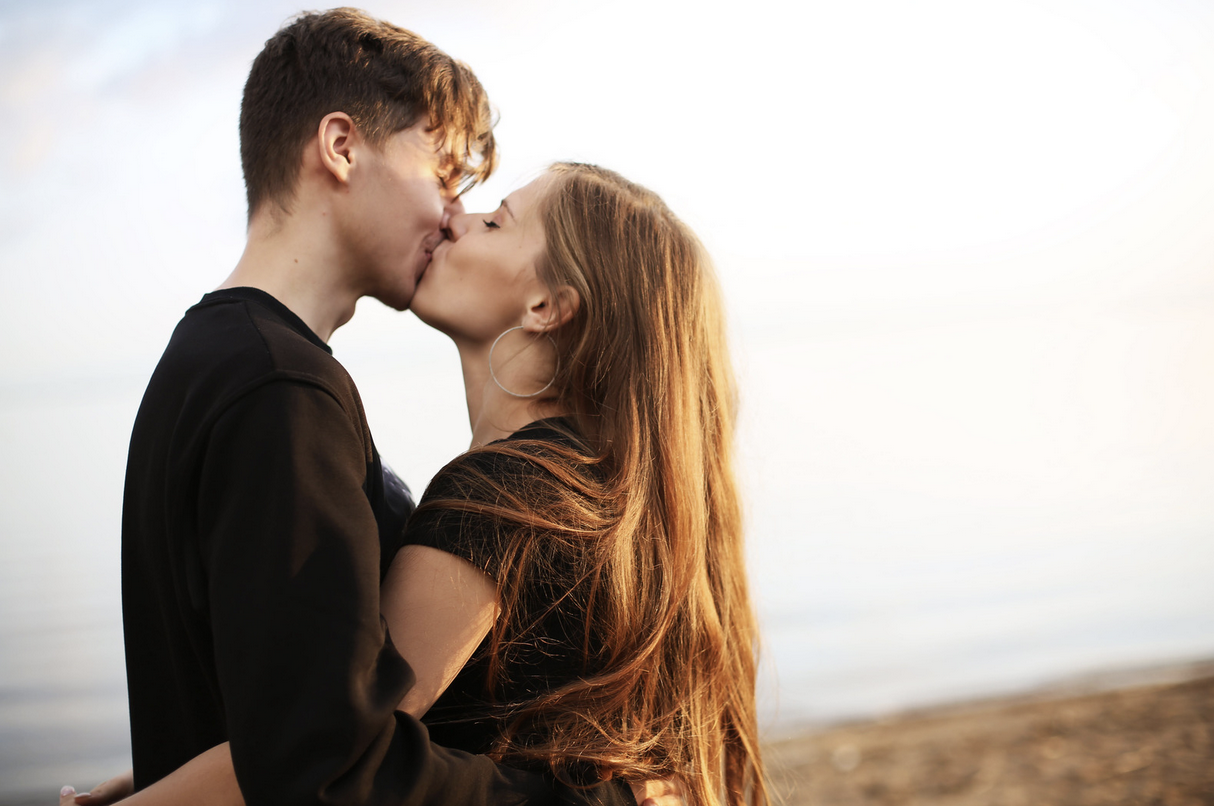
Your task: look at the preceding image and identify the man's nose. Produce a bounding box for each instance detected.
[445,211,471,241]
[441,196,466,232]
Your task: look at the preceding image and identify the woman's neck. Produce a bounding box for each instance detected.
[456,340,565,448]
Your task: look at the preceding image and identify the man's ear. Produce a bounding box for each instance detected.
[316,112,357,184]
[522,285,581,333]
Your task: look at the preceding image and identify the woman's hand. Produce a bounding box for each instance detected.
[630,776,684,806]
[59,769,134,806]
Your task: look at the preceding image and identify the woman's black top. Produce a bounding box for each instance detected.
[404,418,605,764]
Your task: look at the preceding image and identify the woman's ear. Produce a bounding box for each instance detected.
[523,285,581,333]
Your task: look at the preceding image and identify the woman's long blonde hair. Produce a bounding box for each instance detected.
[417,163,765,806]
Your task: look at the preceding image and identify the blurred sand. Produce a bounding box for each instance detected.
[765,670,1214,805]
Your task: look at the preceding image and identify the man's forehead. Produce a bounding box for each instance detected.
[390,121,448,162]
[419,125,455,165]
[423,118,454,152]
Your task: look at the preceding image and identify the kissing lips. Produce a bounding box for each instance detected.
[419,234,448,278]
[422,232,447,255]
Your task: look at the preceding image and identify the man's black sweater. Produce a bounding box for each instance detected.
[121,288,631,806]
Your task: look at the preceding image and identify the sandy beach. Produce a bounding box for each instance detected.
[765,666,1214,805]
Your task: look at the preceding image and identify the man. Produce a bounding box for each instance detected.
[91,10,654,806]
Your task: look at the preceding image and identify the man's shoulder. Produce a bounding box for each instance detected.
[137,290,362,439]
[167,290,351,390]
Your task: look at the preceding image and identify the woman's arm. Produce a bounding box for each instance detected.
[123,746,240,806]
[59,745,239,806]
[380,544,500,716]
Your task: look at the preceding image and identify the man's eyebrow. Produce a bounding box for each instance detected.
[501,199,515,220]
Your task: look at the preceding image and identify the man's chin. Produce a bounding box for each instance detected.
[370,260,429,311]
[368,283,415,313]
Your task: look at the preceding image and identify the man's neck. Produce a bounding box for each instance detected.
[219,208,360,343]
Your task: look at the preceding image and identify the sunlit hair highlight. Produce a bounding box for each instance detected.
[416,164,766,806]
[240,7,496,219]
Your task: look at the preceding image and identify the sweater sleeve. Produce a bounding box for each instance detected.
[403,450,516,580]
[197,380,634,806]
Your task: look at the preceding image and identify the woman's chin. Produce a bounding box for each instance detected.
[409,306,441,330]
[408,302,455,338]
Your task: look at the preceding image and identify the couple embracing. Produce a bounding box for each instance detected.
[63,9,766,806]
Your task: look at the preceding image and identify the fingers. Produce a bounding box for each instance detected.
[629,776,685,806]
[60,785,79,806]
[70,769,134,806]
[643,796,682,806]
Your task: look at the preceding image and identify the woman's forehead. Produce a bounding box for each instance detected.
[506,173,557,214]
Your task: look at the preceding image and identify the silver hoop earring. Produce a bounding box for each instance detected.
[488,325,559,398]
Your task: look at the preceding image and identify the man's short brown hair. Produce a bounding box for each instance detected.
[240,8,497,218]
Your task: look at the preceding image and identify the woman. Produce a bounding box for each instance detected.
[65,163,766,806]
[392,162,765,806]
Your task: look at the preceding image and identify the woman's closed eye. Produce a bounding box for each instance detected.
[483,219,500,229]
